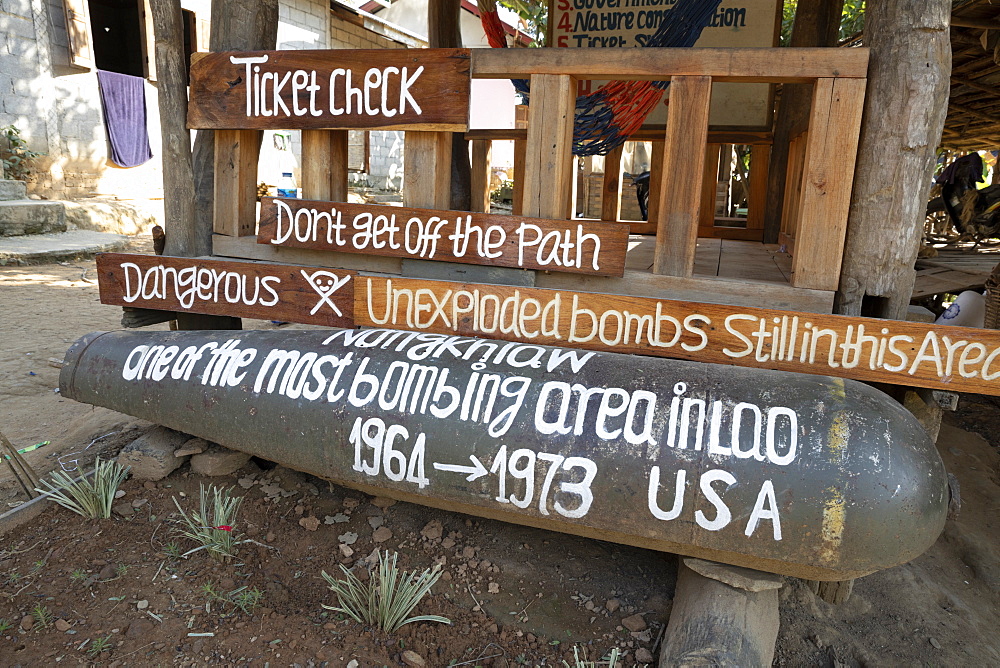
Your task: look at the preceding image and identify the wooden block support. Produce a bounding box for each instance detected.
[213,129,260,237]
[523,74,576,219]
[601,144,624,222]
[699,143,721,229]
[470,139,493,213]
[791,78,866,291]
[301,129,348,202]
[512,104,529,216]
[404,131,452,210]
[653,76,713,277]
[746,145,770,230]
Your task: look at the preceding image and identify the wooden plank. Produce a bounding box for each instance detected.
[465,128,773,144]
[791,78,866,291]
[213,129,260,237]
[214,233,403,274]
[188,49,471,131]
[257,198,629,276]
[470,139,492,213]
[300,129,349,202]
[746,145,770,230]
[697,226,764,241]
[470,47,870,82]
[780,134,805,239]
[523,74,576,219]
[404,131,452,210]
[355,275,1000,395]
[96,253,354,327]
[600,144,624,222]
[512,138,527,215]
[700,144,721,228]
[653,76,713,277]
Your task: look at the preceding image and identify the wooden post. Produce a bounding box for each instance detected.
[660,559,781,667]
[404,132,452,210]
[762,0,846,243]
[470,139,493,213]
[600,144,624,222]
[512,104,528,216]
[699,144,721,229]
[791,78,866,291]
[746,145,769,230]
[836,0,951,319]
[523,74,577,219]
[428,0,471,211]
[213,129,260,237]
[301,129,349,202]
[653,75,712,277]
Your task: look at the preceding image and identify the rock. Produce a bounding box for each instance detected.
[190,445,251,477]
[346,661,359,668]
[421,520,443,540]
[55,619,71,632]
[635,648,654,663]
[118,427,191,480]
[112,502,135,518]
[174,437,208,457]
[325,513,349,524]
[20,615,33,631]
[126,619,153,637]
[98,563,117,580]
[488,582,500,594]
[368,516,384,529]
[605,599,621,612]
[371,496,396,509]
[929,637,942,649]
[339,544,354,558]
[343,498,360,509]
[136,600,149,610]
[299,516,320,531]
[338,532,358,545]
[622,613,647,632]
[372,526,393,543]
[401,650,426,667]
[683,558,784,592]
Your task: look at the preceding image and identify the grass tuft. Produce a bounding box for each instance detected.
[172,484,244,561]
[35,458,130,519]
[321,550,450,633]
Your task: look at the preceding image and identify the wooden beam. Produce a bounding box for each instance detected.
[465,128,773,144]
[523,74,576,219]
[643,140,664,237]
[470,47,870,83]
[404,131,452,210]
[600,144,624,222]
[213,129,260,237]
[950,16,1000,30]
[470,139,492,213]
[699,144,721,229]
[791,78,866,291]
[653,76,713,277]
[511,103,528,216]
[746,145,770,230]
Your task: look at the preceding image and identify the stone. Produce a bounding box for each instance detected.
[299,516,320,531]
[622,613,647,632]
[420,520,443,540]
[136,600,149,610]
[112,502,135,518]
[635,648,654,663]
[20,615,33,631]
[190,444,251,476]
[0,180,27,201]
[372,526,393,543]
[683,558,784,593]
[118,427,192,480]
[401,650,426,667]
[371,496,396,509]
[339,544,354,558]
[0,200,66,236]
[174,438,208,457]
[55,619,71,632]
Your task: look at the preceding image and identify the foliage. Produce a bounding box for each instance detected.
[31,604,53,629]
[321,550,451,633]
[0,125,42,182]
[172,484,245,560]
[780,1,865,46]
[497,0,547,46]
[201,580,262,614]
[0,618,10,634]
[87,634,113,656]
[35,458,131,520]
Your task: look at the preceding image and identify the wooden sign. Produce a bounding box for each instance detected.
[549,0,780,127]
[355,276,1000,396]
[257,197,629,277]
[187,49,471,131]
[96,253,355,327]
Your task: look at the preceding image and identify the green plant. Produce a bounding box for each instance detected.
[562,646,621,668]
[230,586,263,614]
[35,458,130,519]
[87,634,113,656]
[172,484,244,560]
[32,604,53,629]
[163,541,182,560]
[200,580,223,601]
[321,550,450,633]
[30,559,45,573]
[70,569,87,583]
[0,618,10,634]
[0,125,43,182]
[115,564,128,577]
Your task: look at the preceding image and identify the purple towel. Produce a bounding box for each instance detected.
[96,70,153,168]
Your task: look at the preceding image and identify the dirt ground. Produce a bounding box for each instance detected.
[0,247,998,667]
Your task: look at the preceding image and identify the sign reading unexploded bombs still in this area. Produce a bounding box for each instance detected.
[96,253,355,328]
[60,329,948,581]
[258,198,630,277]
[548,0,781,127]
[187,49,471,131]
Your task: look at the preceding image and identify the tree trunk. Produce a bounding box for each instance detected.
[835,1,951,319]
[762,0,844,243]
[428,0,471,211]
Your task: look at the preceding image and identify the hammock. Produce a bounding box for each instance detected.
[478,0,723,156]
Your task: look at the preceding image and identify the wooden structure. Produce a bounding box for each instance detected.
[207,47,868,316]
[942,1,1000,151]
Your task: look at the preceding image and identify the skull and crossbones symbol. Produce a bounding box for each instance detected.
[301,269,351,316]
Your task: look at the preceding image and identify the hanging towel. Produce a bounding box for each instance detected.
[96,70,153,168]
